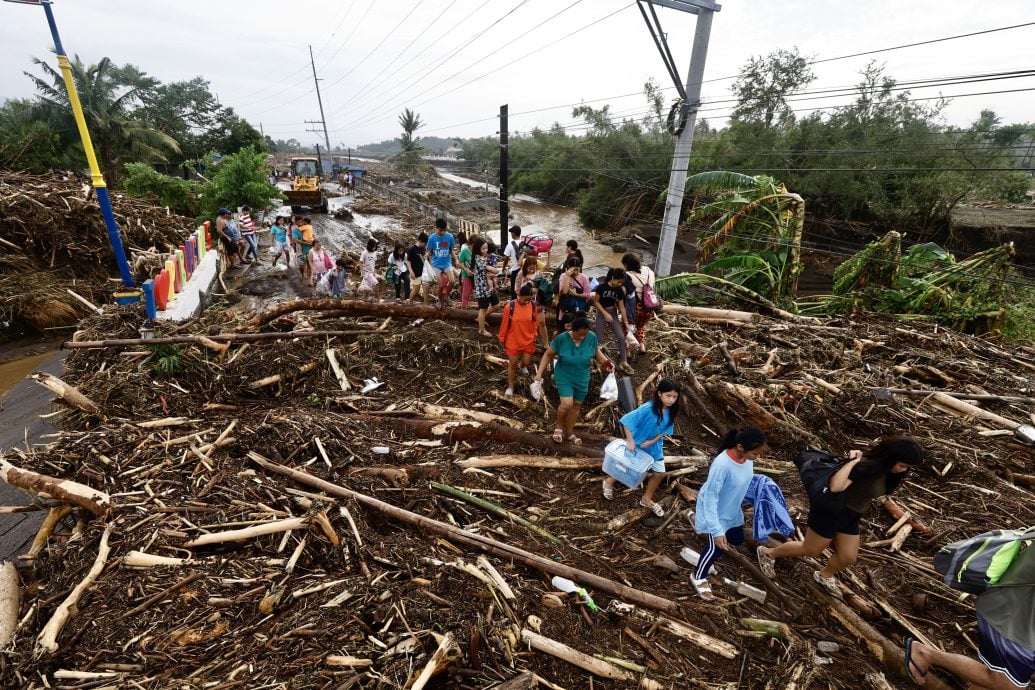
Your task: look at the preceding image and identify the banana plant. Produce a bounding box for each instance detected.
[683,171,805,301]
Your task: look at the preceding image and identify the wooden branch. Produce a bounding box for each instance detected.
[0,561,20,647]
[520,629,664,689]
[0,457,110,515]
[250,452,681,615]
[37,524,112,654]
[874,387,1035,404]
[64,329,376,349]
[432,482,561,543]
[408,402,524,430]
[184,517,310,547]
[248,360,319,389]
[925,392,1021,430]
[607,602,739,659]
[408,632,457,690]
[123,551,196,568]
[242,298,504,332]
[660,304,759,323]
[458,455,601,470]
[23,506,72,560]
[880,497,931,536]
[326,349,352,391]
[29,373,102,418]
[124,572,204,618]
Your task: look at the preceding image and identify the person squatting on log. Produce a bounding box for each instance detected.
[498,284,540,397]
[534,315,613,446]
[691,427,768,600]
[623,252,658,348]
[269,216,291,268]
[216,208,245,268]
[470,236,501,337]
[602,378,680,517]
[905,541,1035,689]
[757,436,924,598]
[426,218,458,307]
[592,267,634,375]
[358,237,382,302]
[388,242,411,302]
[406,232,428,303]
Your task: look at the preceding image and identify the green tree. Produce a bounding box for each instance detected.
[25,55,179,183]
[0,98,61,172]
[395,108,425,172]
[731,48,815,130]
[199,146,282,218]
[122,161,200,216]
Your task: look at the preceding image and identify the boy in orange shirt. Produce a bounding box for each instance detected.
[498,284,540,397]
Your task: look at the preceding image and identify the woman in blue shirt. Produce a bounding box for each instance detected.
[692,427,767,600]
[602,379,680,517]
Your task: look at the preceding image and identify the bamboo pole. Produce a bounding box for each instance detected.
[520,629,664,689]
[432,482,561,544]
[249,452,681,615]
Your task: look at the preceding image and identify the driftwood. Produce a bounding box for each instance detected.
[0,457,110,515]
[185,517,310,548]
[243,298,507,332]
[29,372,102,418]
[520,629,664,689]
[63,329,376,349]
[326,349,352,391]
[456,453,705,471]
[432,482,561,544]
[347,415,601,458]
[608,601,739,659]
[876,387,1035,405]
[408,632,458,690]
[23,506,72,560]
[924,392,1022,430]
[0,561,20,647]
[249,453,681,615]
[661,304,759,323]
[37,524,112,654]
[881,497,931,536]
[407,402,524,430]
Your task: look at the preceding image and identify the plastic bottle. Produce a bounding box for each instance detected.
[679,547,701,567]
[550,576,599,612]
[722,578,767,604]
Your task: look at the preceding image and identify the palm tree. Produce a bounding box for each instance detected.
[398,108,423,152]
[25,55,179,183]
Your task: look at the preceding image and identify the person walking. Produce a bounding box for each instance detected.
[498,284,540,397]
[503,225,527,296]
[592,267,633,374]
[358,237,382,302]
[603,379,680,516]
[905,540,1035,689]
[533,315,613,446]
[238,206,258,263]
[472,236,500,336]
[516,257,550,349]
[405,232,428,303]
[269,216,291,268]
[458,232,474,308]
[622,253,658,348]
[426,218,458,307]
[691,427,768,600]
[757,436,924,598]
[388,242,410,302]
[556,257,591,333]
[308,240,332,288]
[298,217,315,284]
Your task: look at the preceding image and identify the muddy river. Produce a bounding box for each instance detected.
[0,350,54,398]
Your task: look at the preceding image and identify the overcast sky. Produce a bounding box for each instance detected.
[2,1,1033,148]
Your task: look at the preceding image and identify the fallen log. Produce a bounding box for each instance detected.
[811,582,952,690]
[925,392,1021,430]
[249,452,681,615]
[456,453,706,471]
[0,457,111,515]
[326,349,352,392]
[348,415,601,457]
[875,387,1035,405]
[880,497,932,536]
[29,373,102,418]
[520,629,664,689]
[432,482,561,544]
[37,524,112,654]
[243,298,501,331]
[0,561,20,647]
[408,402,525,430]
[63,329,376,349]
[660,304,760,323]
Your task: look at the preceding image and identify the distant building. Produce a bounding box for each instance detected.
[444,146,464,159]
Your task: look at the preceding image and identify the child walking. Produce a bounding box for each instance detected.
[472,237,500,336]
[359,238,382,302]
[269,216,291,268]
[388,242,410,302]
[691,427,768,600]
[603,379,680,516]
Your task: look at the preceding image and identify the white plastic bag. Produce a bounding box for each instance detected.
[530,378,544,402]
[599,372,618,401]
[625,330,640,355]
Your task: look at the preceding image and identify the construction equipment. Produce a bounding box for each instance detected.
[284,157,328,213]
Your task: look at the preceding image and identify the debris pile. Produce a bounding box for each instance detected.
[2,298,1034,688]
[0,172,189,331]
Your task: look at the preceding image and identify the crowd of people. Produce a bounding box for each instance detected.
[213,210,1033,688]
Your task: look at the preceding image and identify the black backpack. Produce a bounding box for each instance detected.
[795,448,847,513]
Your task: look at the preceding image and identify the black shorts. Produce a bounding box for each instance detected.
[978,613,1035,688]
[220,236,237,255]
[477,293,499,309]
[807,505,861,539]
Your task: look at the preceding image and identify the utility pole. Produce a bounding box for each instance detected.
[649,0,720,277]
[308,44,333,174]
[499,104,509,249]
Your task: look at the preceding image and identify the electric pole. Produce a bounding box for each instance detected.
[499,104,509,249]
[308,44,333,174]
[649,0,720,277]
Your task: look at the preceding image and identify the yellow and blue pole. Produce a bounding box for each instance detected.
[18,1,137,291]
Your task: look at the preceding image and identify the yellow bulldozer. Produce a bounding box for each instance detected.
[284,157,328,213]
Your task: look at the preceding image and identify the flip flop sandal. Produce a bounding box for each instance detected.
[601,480,614,501]
[639,500,664,517]
[904,637,928,685]
[551,429,564,443]
[813,570,843,599]
[566,435,583,446]
[691,578,715,601]
[757,545,777,579]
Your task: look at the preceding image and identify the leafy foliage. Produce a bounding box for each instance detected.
[0,99,61,173]
[148,344,181,379]
[198,147,283,219]
[122,162,200,216]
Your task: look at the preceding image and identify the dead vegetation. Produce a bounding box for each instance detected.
[0,172,189,331]
[1,298,1034,689]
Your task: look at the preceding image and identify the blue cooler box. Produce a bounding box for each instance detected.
[602,439,655,489]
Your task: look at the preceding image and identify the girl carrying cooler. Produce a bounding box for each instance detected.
[691,427,768,600]
[602,379,680,517]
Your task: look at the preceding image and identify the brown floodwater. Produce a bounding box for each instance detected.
[0,351,54,398]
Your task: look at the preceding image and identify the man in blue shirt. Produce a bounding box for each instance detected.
[425,218,458,307]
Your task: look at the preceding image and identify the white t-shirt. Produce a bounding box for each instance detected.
[389,255,408,274]
[504,238,523,273]
[359,250,377,278]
